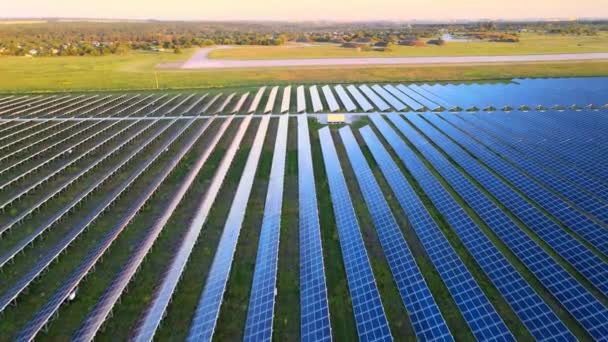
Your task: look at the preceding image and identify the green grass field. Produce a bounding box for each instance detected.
[209,33,608,60]
[1,34,608,94]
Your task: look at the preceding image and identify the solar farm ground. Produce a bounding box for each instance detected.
[0,85,607,342]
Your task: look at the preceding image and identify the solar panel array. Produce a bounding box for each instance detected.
[368,115,515,342]
[2,81,608,342]
[244,115,289,341]
[297,115,332,342]
[340,126,453,342]
[318,126,392,341]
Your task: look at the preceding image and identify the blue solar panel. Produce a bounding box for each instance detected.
[366,116,575,341]
[318,126,392,341]
[400,114,608,298]
[436,113,608,226]
[340,126,453,342]
[184,116,270,342]
[366,116,514,342]
[244,115,289,341]
[297,116,332,342]
[457,113,608,205]
[384,112,608,340]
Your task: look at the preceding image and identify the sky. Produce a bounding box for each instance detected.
[2,0,607,21]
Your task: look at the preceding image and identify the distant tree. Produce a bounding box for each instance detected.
[202,39,215,46]
[173,47,182,54]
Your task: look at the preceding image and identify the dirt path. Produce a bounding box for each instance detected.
[174,47,608,70]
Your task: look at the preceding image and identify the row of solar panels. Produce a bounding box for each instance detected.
[2,108,608,341]
[3,77,606,119]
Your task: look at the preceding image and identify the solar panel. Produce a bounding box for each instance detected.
[264,86,279,113]
[346,85,373,112]
[297,86,306,113]
[281,86,291,113]
[383,85,423,111]
[385,113,608,340]
[162,115,269,342]
[359,85,390,111]
[297,115,332,342]
[232,93,250,114]
[318,126,392,341]
[402,114,608,297]
[340,126,453,342]
[244,115,289,341]
[216,93,236,114]
[408,84,452,109]
[248,87,267,114]
[370,85,406,111]
[198,93,220,114]
[15,117,199,341]
[367,115,514,342]
[322,85,340,112]
[334,85,357,112]
[309,85,323,113]
[425,114,608,255]
[127,116,233,342]
[396,85,441,111]
[459,113,608,203]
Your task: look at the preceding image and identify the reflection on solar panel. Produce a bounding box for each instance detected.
[16,118,197,342]
[425,114,608,255]
[383,85,423,111]
[216,93,236,113]
[297,115,332,342]
[248,87,267,114]
[368,115,514,342]
[318,126,392,341]
[201,94,222,114]
[281,86,291,113]
[408,84,452,109]
[72,119,215,342]
[334,85,357,112]
[244,115,288,341]
[309,85,323,113]
[388,113,608,340]
[322,85,340,112]
[458,113,608,205]
[371,85,406,111]
[369,115,575,341]
[403,114,608,297]
[396,85,440,111]
[341,126,453,342]
[264,86,279,114]
[182,115,270,342]
[346,85,373,112]
[130,117,236,342]
[232,93,249,113]
[297,86,306,113]
[359,85,390,111]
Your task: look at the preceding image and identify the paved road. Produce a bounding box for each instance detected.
[178,47,608,69]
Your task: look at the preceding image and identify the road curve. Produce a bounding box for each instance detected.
[177,47,608,69]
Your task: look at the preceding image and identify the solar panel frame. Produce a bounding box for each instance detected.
[248,87,267,114]
[232,92,250,114]
[396,85,441,111]
[216,93,236,114]
[383,85,424,111]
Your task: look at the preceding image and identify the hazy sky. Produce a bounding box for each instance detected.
[3,0,607,21]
